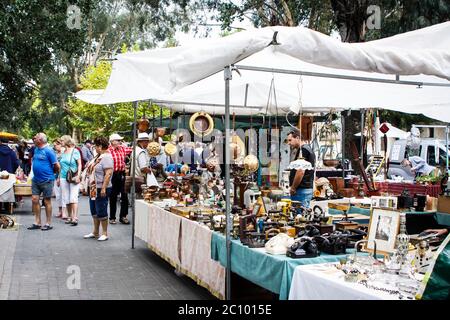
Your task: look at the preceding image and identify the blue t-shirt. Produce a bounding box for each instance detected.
[60,149,81,179]
[32,146,58,183]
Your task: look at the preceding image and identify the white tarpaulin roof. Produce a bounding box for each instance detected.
[75,22,450,118]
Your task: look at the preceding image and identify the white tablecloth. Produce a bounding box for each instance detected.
[289,263,401,300]
[134,201,225,299]
[0,174,16,202]
[135,200,150,242]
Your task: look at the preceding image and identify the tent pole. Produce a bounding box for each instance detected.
[131,101,138,249]
[224,65,232,300]
[360,109,365,165]
[446,125,449,174]
[341,111,345,180]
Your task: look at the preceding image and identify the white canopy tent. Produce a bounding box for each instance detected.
[76,23,450,119]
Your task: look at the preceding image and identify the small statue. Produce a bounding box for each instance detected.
[413,240,434,274]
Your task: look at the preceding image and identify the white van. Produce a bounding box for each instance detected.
[387,139,449,179]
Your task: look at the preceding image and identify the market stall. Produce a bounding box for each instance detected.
[135,200,225,299]
[75,22,450,300]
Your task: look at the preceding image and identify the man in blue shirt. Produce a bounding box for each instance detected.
[28,133,60,231]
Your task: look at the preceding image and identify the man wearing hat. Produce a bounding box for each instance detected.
[108,133,132,224]
[134,133,158,187]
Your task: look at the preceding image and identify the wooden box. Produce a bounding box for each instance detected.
[437,195,450,214]
[328,177,345,193]
[335,221,359,230]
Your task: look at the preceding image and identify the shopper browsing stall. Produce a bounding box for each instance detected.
[286,130,316,208]
[133,133,158,187]
[84,137,114,241]
[27,133,60,231]
[108,133,132,225]
[59,135,82,226]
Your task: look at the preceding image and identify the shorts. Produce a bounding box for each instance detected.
[60,179,80,205]
[89,188,111,221]
[32,180,54,198]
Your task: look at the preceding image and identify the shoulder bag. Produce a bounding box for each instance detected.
[66,148,79,184]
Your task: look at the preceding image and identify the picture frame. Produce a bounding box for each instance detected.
[366,208,400,255]
[371,196,398,210]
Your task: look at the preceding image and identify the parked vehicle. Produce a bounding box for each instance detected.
[387,139,449,180]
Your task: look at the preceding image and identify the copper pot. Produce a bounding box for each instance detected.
[138,118,150,132]
[323,159,340,168]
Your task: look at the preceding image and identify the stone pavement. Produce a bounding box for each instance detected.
[0,196,215,300]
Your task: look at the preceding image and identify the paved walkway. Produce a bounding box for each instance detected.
[0,196,214,300]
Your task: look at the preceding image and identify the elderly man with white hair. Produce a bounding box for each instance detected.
[28,133,60,231]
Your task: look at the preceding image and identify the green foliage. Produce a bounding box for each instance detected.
[68,59,169,141]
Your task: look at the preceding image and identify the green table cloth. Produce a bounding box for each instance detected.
[211,232,354,300]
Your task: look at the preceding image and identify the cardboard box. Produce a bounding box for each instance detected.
[438,195,450,214]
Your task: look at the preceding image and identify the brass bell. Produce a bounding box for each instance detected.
[243,155,259,173]
[137,118,150,133]
[147,142,161,157]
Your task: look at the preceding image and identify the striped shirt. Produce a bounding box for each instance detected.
[108,145,133,172]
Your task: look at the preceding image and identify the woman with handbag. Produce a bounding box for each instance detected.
[58,135,82,226]
[83,137,113,241]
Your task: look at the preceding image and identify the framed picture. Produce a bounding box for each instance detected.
[366,208,400,255]
[371,196,398,209]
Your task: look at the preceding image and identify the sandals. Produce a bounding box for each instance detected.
[119,217,130,225]
[27,224,41,230]
[41,224,53,231]
[70,220,78,226]
[65,219,73,224]
[109,219,117,224]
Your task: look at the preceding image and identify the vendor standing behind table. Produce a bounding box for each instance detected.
[0,138,19,174]
[133,133,159,187]
[401,156,436,178]
[286,130,316,208]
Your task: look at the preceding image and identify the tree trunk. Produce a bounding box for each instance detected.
[330,0,369,42]
[330,0,370,171]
